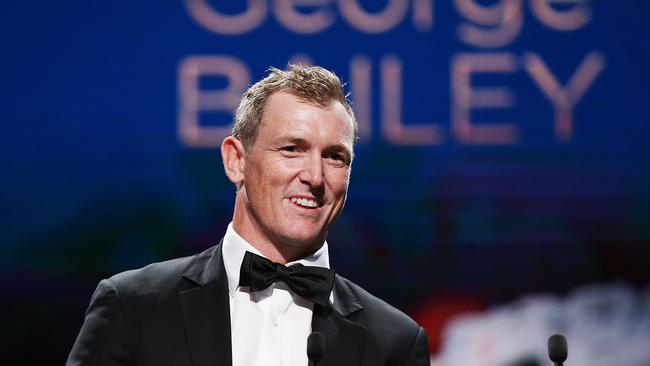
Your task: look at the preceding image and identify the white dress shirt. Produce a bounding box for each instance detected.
[222,223,332,366]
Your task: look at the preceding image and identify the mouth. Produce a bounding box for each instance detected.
[289,196,320,209]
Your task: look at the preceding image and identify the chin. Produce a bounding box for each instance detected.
[278,226,324,247]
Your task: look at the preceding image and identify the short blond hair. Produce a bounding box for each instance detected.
[232,64,357,150]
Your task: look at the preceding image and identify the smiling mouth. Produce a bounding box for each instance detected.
[290,197,319,208]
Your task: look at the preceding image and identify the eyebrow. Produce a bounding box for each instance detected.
[271,134,354,159]
[270,135,303,147]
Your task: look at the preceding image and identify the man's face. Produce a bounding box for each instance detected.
[240,91,354,251]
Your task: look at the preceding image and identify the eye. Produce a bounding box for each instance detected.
[280,145,303,156]
[282,145,298,152]
[326,153,349,166]
[329,153,343,161]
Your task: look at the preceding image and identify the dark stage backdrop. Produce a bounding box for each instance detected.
[2,1,649,364]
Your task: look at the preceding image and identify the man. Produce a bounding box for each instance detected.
[67,65,430,366]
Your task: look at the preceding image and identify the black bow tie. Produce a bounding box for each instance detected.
[238,251,335,307]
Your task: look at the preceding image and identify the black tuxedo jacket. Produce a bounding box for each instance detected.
[67,243,430,365]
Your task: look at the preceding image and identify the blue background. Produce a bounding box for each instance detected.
[1,1,649,363]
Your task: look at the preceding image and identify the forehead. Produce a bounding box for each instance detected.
[258,91,355,145]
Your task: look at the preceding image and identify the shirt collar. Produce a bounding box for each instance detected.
[222,222,331,297]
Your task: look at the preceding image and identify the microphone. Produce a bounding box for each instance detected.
[548,334,568,366]
[307,331,326,366]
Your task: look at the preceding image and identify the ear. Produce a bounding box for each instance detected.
[221,136,246,186]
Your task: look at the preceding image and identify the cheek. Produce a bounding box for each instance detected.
[271,157,305,180]
[245,163,272,202]
[260,164,296,199]
[328,169,351,196]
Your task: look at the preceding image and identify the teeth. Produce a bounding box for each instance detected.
[291,197,318,208]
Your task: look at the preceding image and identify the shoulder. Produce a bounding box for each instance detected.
[334,274,421,334]
[68,246,221,365]
[334,275,430,364]
[107,244,219,301]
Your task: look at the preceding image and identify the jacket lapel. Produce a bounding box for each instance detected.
[179,243,232,366]
[311,275,366,366]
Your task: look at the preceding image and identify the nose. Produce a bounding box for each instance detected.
[299,153,324,189]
